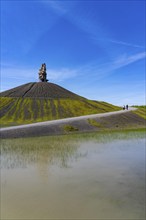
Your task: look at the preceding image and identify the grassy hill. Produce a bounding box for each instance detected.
[132,106,146,119]
[0,82,121,126]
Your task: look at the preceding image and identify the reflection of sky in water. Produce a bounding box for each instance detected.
[1,134,145,219]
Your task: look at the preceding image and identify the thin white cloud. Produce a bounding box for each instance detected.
[1,51,145,92]
[42,1,75,15]
[1,68,38,81]
[49,51,146,85]
[44,1,145,52]
[44,1,108,45]
[44,1,67,14]
[75,51,146,82]
[108,39,145,49]
[0,67,38,91]
[112,52,146,69]
[47,68,78,82]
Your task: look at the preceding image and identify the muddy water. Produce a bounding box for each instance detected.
[1,136,145,219]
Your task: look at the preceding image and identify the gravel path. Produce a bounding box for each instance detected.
[0,107,136,132]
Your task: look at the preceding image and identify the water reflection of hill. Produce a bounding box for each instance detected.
[1,139,79,170]
[1,130,145,170]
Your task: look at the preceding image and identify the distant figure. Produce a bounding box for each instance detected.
[123,105,125,110]
[126,104,128,110]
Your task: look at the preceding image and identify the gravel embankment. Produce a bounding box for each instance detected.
[1,107,145,139]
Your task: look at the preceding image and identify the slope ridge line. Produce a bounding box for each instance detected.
[22,83,35,97]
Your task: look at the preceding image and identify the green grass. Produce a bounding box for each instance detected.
[0,97,121,127]
[88,118,103,128]
[0,134,78,168]
[1,129,145,168]
[1,129,145,148]
[63,124,79,132]
[133,105,146,119]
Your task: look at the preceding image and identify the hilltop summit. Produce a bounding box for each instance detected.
[0,82,82,99]
[0,64,121,126]
[0,63,83,99]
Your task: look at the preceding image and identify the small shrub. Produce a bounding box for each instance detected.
[88,119,102,127]
[63,124,79,132]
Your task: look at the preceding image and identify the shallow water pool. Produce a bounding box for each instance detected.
[1,132,145,219]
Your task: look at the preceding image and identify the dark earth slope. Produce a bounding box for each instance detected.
[0,82,83,99]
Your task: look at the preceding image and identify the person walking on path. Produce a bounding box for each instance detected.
[126,104,128,110]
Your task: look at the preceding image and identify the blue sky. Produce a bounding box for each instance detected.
[1,0,145,106]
